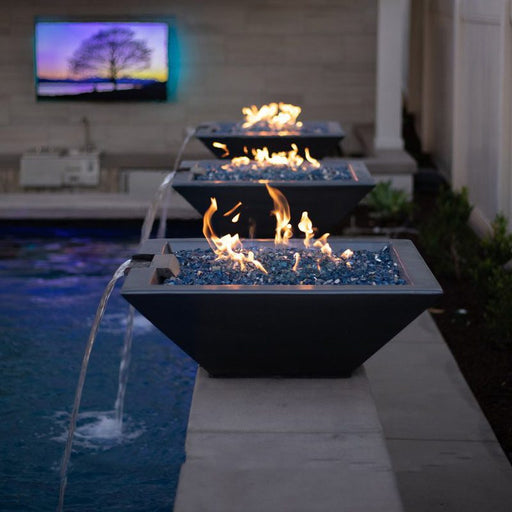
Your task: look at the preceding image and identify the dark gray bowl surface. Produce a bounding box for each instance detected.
[173,160,374,237]
[122,238,442,378]
[195,121,345,159]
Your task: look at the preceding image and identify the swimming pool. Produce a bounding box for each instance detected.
[0,228,197,511]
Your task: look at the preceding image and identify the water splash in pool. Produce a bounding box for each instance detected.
[53,410,145,451]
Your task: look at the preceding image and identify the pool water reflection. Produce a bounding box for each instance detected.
[0,233,196,511]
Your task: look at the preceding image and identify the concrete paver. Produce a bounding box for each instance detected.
[385,439,512,512]
[391,311,444,344]
[175,368,404,512]
[366,312,512,512]
[366,340,496,440]
[185,431,392,469]
[176,463,403,512]
[188,367,381,434]
[0,191,199,219]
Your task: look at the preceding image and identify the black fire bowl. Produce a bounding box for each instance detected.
[121,238,442,378]
[194,121,345,159]
[173,160,374,238]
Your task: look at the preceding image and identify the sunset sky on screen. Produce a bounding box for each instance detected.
[36,22,169,81]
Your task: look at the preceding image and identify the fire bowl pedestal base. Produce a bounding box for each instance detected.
[121,238,442,378]
[174,367,404,512]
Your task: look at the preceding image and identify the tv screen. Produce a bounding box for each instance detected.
[34,19,172,101]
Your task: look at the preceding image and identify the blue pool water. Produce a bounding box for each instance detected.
[0,229,197,511]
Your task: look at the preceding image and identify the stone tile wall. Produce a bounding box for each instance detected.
[0,0,377,158]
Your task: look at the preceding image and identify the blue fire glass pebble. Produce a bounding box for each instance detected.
[165,246,406,286]
[193,162,352,182]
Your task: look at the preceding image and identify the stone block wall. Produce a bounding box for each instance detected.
[0,0,377,159]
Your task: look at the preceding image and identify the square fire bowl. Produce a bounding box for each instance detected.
[173,160,374,237]
[121,238,442,378]
[194,121,345,159]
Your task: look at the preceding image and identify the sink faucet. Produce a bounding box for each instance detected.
[81,116,95,152]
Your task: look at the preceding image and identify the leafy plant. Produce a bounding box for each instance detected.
[473,213,512,295]
[419,186,477,279]
[365,181,413,224]
[483,266,512,346]
[472,213,512,345]
[480,213,512,264]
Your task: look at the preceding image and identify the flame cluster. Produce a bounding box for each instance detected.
[220,144,320,172]
[202,184,354,275]
[200,102,352,276]
[241,102,303,132]
[203,198,267,274]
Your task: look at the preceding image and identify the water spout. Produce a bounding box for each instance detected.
[57,259,132,512]
[139,171,176,243]
[157,127,196,238]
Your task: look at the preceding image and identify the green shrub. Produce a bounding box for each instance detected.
[473,213,512,296]
[473,213,512,346]
[420,185,512,344]
[365,181,413,224]
[419,186,477,279]
[480,213,512,265]
[483,266,512,346]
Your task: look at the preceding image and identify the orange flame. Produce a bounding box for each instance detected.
[202,197,267,273]
[292,252,300,272]
[223,201,242,217]
[229,156,251,167]
[254,144,319,169]
[241,102,303,132]
[341,249,354,259]
[313,233,333,258]
[201,188,356,279]
[222,144,320,171]
[304,148,319,166]
[298,211,315,247]
[212,141,229,157]
[265,183,293,245]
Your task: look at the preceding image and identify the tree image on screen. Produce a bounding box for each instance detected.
[69,27,152,89]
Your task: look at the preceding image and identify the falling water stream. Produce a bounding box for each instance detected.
[139,170,177,243]
[114,305,135,425]
[58,259,132,512]
[57,128,195,510]
[158,127,196,238]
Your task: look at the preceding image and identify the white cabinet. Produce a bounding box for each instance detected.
[20,151,100,187]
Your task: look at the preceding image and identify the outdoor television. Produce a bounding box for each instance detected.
[34,18,176,102]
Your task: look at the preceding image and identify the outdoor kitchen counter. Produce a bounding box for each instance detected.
[174,367,404,512]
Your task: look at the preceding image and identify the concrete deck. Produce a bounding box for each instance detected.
[0,190,200,220]
[366,311,512,512]
[174,367,404,512]
[175,312,512,512]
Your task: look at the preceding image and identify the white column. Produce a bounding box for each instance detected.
[374,0,408,151]
[502,0,512,224]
